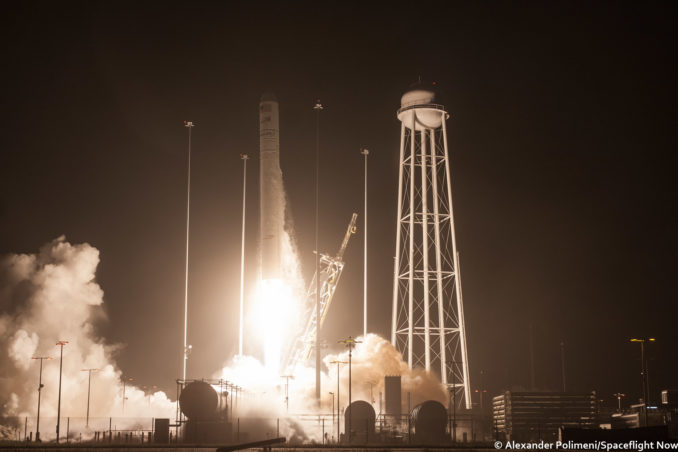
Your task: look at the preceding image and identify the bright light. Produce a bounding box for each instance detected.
[251,278,299,373]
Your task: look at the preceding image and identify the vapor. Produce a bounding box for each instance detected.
[0,237,174,439]
[214,334,446,443]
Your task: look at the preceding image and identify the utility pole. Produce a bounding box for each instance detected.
[32,356,51,442]
[55,341,68,443]
[360,146,369,337]
[81,368,99,427]
[330,360,347,442]
[314,100,323,406]
[339,336,361,443]
[238,153,249,356]
[182,120,194,382]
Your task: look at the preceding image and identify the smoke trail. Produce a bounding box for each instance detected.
[0,237,174,439]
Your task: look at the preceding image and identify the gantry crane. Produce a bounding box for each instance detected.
[283,213,358,372]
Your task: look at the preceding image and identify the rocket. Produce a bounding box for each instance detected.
[259,93,284,280]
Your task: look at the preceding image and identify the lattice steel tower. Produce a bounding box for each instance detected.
[391,83,471,409]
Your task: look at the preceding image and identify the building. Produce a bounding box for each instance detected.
[492,391,597,442]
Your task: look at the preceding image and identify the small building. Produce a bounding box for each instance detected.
[492,391,597,442]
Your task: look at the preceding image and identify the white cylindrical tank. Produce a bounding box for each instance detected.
[259,93,283,280]
[397,84,447,130]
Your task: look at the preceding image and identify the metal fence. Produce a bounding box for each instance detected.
[1,412,494,445]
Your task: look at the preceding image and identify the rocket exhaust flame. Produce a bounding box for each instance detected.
[251,278,299,373]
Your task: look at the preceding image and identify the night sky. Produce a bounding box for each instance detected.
[1,1,675,409]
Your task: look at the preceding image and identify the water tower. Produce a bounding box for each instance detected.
[391,82,471,409]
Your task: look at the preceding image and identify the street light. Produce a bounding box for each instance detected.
[338,336,361,443]
[330,360,347,442]
[32,356,52,442]
[613,393,626,412]
[630,338,656,404]
[55,340,68,443]
[81,368,99,428]
[122,376,133,415]
[329,391,335,437]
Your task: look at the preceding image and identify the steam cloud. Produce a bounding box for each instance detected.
[0,237,174,439]
[215,334,447,441]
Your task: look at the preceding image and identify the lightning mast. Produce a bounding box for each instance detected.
[239,153,249,356]
[182,120,194,382]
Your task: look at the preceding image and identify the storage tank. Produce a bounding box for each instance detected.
[179,381,219,421]
[410,400,448,444]
[344,400,376,443]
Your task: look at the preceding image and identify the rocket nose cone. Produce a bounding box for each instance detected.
[260,92,277,103]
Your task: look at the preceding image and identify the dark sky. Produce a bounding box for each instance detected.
[1,1,675,409]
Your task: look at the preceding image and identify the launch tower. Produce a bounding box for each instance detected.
[391,83,471,409]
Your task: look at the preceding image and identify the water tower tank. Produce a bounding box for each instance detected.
[397,82,447,131]
[179,381,219,421]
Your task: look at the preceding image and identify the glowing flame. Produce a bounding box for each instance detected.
[251,278,299,372]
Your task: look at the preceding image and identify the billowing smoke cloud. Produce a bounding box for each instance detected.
[0,237,174,439]
[322,334,447,410]
[214,334,447,442]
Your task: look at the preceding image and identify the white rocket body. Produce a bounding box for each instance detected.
[259,94,284,280]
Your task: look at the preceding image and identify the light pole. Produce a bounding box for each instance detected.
[630,337,655,404]
[339,336,361,443]
[281,375,294,413]
[238,153,249,357]
[613,393,626,412]
[182,120,195,382]
[329,391,335,438]
[55,341,68,443]
[32,356,51,442]
[360,146,369,337]
[122,377,133,415]
[330,360,347,442]
[81,368,98,428]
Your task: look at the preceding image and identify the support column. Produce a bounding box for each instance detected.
[407,113,416,367]
[392,123,406,345]
[421,128,431,371]
[430,124,447,384]
[441,116,471,409]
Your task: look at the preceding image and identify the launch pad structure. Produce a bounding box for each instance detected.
[284,213,359,373]
[391,83,472,409]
